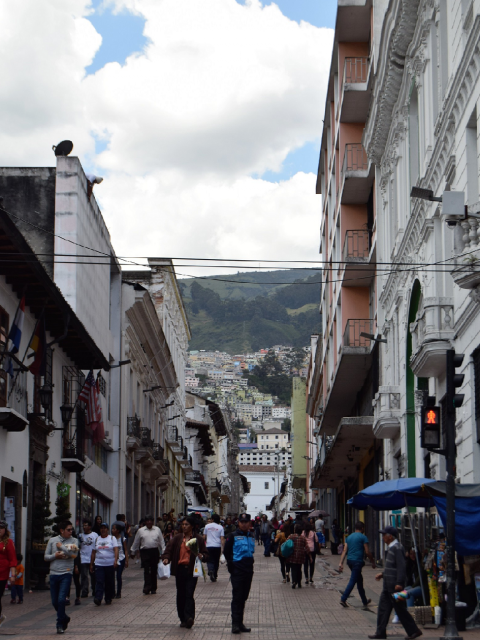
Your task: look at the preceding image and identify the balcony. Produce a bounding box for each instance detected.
[152,443,164,460]
[136,426,155,463]
[409,298,455,377]
[320,319,374,436]
[126,415,141,452]
[451,220,480,290]
[373,386,402,439]
[312,416,374,488]
[339,143,373,204]
[185,470,201,483]
[166,426,181,451]
[340,57,372,123]
[342,229,375,287]
[61,443,85,473]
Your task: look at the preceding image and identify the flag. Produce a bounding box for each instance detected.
[78,370,105,445]
[5,296,25,377]
[29,312,46,376]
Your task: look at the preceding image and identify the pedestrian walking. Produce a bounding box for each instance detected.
[330,519,341,555]
[92,515,102,535]
[274,527,290,583]
[253,518,261,545]
[78,519,98,598]
[224,513,255,634]
[112,523,128,598]
[90,523,119,606]
[338,521,375,609]
[163,522,175,543]
[9,554,23,604]
[44,520,78,634]
[302,523,317,583]
[0,521,17,627]
[130,514,165,595]
[204,514,225,582]
[259,515,273,557]
[288,524,311,589]
[162,516,208,629]
[224,516,236,537]
[368,526,422,640]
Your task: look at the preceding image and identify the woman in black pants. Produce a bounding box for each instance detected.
[162,517,208,629]
[302,523,317,584]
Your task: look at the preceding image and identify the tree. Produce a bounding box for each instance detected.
[281,418,291,432]
[52,482,72,535]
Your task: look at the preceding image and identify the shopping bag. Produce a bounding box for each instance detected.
[193,556,202,577]
[220,553,226,564]
[157,562,170,580]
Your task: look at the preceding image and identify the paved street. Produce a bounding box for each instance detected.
[2,550,480,640]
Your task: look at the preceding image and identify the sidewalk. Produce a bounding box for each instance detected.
[1,549,479,639]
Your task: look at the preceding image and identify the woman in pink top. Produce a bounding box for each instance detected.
[302,523,317,584]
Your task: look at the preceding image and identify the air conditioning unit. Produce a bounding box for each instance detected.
[104,437,112,445]
[104,430,110,437]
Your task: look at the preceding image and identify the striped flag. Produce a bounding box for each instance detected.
[78,370,105,444]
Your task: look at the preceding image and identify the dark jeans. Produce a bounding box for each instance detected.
[80,563,95,596]
[140,548,159,593]
[261,534,271,556]
[304,550,316,580]
[279,556,290,579]
[376,590,420,637]
[290,562,303,586]
[0,579,7,614]
[50,573,72,628]
[11,585,23,602]
[341,560,368,605]
[72,570,81,598]
[231,570,253,627]
[175,565,198,623]
[115,559,125,596]
[95,565,115,603]
[206,547,221,578]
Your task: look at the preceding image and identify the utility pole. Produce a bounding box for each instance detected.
[442,349,464,640]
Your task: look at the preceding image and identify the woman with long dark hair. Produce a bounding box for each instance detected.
[0,521,17,628]
[302,522,317,584]
[274,524,290,583]
[163,522,175,543]
[162,517,208,629]
[92,516,102,536]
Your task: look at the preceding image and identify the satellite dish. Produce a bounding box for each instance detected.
[52,140,74,157]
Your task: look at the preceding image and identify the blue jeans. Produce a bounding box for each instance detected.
[11,585,23,602]
[406,586,423,607]
[95,565,115,602]
[50,573,72,628]
[261,534,271,556]
[341,560,368,606]
[115,559,125,596]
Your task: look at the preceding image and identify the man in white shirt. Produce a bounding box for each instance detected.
[204,514,225,582]
[78,519,98,598]
[130,514,165,595]
[315,517,324,534]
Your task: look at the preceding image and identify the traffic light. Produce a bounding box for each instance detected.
[446,350,465,409]
[421,396,441,449]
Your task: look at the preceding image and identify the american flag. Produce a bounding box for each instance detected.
[78,370,105,445]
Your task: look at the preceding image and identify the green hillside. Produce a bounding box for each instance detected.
[178,270,322,353]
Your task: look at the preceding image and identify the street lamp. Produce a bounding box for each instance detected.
[39,382,53,412]
[60,403,75,426]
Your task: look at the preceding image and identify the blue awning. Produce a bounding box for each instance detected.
[347,478,437,510]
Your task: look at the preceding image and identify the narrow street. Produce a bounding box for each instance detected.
[2,550,480,640]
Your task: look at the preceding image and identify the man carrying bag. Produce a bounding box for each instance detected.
[130,514,165,595]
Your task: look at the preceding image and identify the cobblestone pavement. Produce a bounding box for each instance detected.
[1,549,480,640]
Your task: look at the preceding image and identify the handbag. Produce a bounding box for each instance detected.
[157,562,170,580]
[281,538,294,558]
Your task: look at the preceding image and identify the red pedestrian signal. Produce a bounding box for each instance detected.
[425,408,439,424]
[421,406,441,450]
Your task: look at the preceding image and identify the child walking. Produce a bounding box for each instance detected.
[10,555,24,604]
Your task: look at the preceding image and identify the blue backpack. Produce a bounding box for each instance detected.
[281,538,294,558]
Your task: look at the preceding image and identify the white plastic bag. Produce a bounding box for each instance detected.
[157,562,170,580]
[193,556,202,577]
[220,553,226,564]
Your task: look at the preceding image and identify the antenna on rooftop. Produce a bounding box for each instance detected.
[52,140,74,157]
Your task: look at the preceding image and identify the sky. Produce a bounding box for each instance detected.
[0,0,335,277]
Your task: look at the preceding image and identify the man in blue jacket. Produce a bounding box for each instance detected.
[224,513,255,634]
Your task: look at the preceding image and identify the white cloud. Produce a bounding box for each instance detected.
[0,0,332,273]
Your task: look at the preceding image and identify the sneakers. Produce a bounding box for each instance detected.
[56,627,65,634]
[286,574,290,583]
[340,600,349,608]
[0,614,6,628]
[362,599,372,610]
[392,615,400,624]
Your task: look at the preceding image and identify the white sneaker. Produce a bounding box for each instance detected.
[392,615,400,624]
[0,614,6,628]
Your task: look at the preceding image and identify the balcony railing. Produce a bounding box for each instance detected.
[141,427,153,449]
[152,443,164,460]
[183,445,188,460]
[167,426,178,442]
[186,470,201,482]
[343,319,374,348]
[127,415,141,439]
[342,143,368,174]
[343,230,370,259]
[344,57,369,84]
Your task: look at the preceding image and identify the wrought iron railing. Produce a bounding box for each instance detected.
[178,435,184,449]
[167,426,178,442]
[141,427,153,448]
[343,319,374,348]
[127,415,141,439]
[344,56,369,84]
[183,445,188,460]
[186,470,201,482]
[153,443,164,460]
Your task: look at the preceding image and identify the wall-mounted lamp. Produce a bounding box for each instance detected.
[39,382,53,412]
[60,403,75,426]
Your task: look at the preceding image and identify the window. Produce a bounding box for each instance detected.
[275,435,278,439]
[473,347,480,442]
[265,482,269,489]
[466,108,478,205]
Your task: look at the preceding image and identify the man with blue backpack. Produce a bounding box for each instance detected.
[224,513,255,634]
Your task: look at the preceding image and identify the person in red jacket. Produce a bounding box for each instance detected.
[0,520,17,628]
